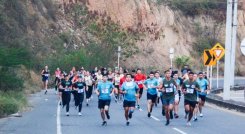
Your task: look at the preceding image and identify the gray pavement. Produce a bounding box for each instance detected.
[1,88,245,134]
[211,77,245,89]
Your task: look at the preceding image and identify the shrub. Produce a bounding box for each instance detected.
[175,56,191,69]
[0,91,27,117]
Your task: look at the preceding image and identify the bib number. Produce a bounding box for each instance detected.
[65,88,70,92]
[186,88,194,94]
[101,88,109,94]
[166,88,173,93]
[78,89,84,93]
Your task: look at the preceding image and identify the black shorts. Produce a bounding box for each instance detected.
[198,95,206,102]
[123,100,136,107]
[114,85,119,89]
[139,88,144,95]
[98,99,111,109]
[58,89,63,93]
[184,99,198,108]
[147,93,157,103]
[42,77,48,82]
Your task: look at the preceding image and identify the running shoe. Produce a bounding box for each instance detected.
[165,120,170,126]
[106,112,110,120]
[147,113,151,118]
[129,112,133,119]
[102,121,107,126]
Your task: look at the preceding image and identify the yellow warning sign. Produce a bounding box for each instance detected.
[203,49,217,66]
[211,43,225,60]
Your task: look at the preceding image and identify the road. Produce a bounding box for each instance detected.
[1,89,245,134]
[211,77,245,89]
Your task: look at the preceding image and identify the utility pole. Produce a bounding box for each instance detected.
[223,0,233,100]
[230,0,238,87]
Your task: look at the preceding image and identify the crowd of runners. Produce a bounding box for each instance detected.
[41,65,210,127]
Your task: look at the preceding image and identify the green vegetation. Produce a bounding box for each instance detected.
[192,23,222,57]
[0,47,31,116]
[0,91,27,117]
[174,56,191,69]
[45,3,139,72]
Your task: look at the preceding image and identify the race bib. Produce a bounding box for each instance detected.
[44,74,49,77]
[166,88,173,93]
[65,88,70,92]
[78,89,84,93]
[148,84,154,89]
[126,82,133,87]
[186,88,194,94]
[101,88,109,94]
[138,81,143,84]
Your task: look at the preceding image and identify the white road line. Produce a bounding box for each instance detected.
[57,101,62,134]
[150,115,160,121]
[173,127,187,134]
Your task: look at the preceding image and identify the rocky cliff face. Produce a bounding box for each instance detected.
[28,0,245,73]
[83,0,245,72]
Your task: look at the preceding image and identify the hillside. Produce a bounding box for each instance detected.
[0,0,245,116]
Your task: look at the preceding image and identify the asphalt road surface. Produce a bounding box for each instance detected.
[1,88,245,134]
[211,77,245,89]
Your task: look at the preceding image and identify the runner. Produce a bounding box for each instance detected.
[182,72,201,126]
[84,71,93,106]
[155,71,163,107]
[72,72,79,108]
[160,70,178,126]
[196,72,210,118]
[173,73,181,118]
[131,69,136,79]
[192,73,199,121]
[95,70,103,87]
[134,68,146,109]
[114,72,121,102]
[54,68,61,93]
[74,77,86,116]
[41,65,50,94]
[121,74,139,126]
[58,72,65,105]
[107,70,114,82]
[96,75,115,126]
[143,71,158,118]
[59,74,72,116]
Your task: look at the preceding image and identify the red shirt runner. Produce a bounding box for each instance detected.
[134,74,146,89]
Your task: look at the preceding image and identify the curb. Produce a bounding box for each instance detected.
[206,88,245,113]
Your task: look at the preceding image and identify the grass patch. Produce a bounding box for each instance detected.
[0,91,27,117]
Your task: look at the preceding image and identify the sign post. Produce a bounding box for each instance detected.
[211,43,225,89]
[169,48,174,69]
[210,66,213,89]
[117,46,121,69]
[217,60,219,88]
